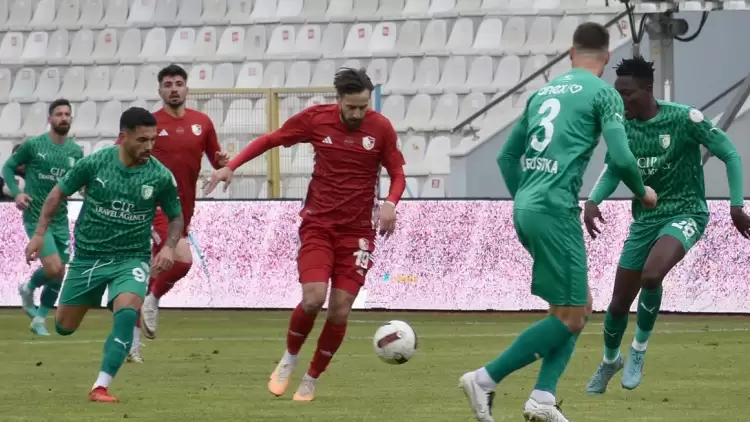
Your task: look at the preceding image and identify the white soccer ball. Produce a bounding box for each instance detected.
[373,320,418,365]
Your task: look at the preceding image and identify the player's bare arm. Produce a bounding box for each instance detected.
[25,185,65,263]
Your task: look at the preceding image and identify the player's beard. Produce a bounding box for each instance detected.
[52,123,70,136]
[340,111,363,130]
[166,97,185,110]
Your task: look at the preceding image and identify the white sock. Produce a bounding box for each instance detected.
[132,327,141,346]
[631,338,648,352]
[603,351,620,364]
[474,367,496,392]
[302,373,317,382]
[92,372,113,390]
[530,389,556,405]
[282,350,298,365]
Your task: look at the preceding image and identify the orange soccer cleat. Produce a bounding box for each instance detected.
[268,360,297,397]
[89,386,118,403]
[292,376,317,402]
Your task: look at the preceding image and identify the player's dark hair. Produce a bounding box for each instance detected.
[615,55,655,87]
[572,22,610,51]
[157,64,188,84]
[333,67,374,97]
[48,98,71,116]
[120,107,157,131]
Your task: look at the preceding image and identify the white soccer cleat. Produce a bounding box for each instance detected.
[127,342,144,364]
[141,293,159,339]
[459,372,495,422]
[523,398,569,422]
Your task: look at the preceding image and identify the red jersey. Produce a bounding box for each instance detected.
[119,108,222,230]
[228,104,406,228]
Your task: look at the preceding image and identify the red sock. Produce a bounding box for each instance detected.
[286,304,317,355]
[307,320,347,378]
[150,262,192,299]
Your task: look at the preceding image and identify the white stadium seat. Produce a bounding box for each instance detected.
[0,32,24,64]
[0,102,22,137]
[84,66,112,101]
[55,0,81,30]
[0,68,12,103]
[34,67,61,102]
[71,100,98,137]
[7,0,32,31]
[189,63,213,88]
[212,62,235,88]
[22,32,49,65]
[109,65,137,101]
[383,57,415,95]
[128,0,156,26]
[202,0,228,25]
[68,29,95,65]
[178,0,203,26]
[236,62,263,88]
[20,102,48,137]
[446,18,473,54]
[9,68,36,103]
[79,0,104,28]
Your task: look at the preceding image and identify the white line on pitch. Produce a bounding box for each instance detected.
[6,326,748,346]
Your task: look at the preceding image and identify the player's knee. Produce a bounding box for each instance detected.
[54,313,78,336]
[43,260,66,281]
[607,300,629,317]
[326,304,352,325]
[640,269,664,291]
[300,295,325,315]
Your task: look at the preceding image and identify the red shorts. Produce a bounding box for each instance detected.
[151,209,189,254]
[297,221,376,296]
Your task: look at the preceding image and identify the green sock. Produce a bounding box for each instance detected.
[100,308,138,377]
[603,311,628,361]
[534,316,588,395]
[27,268,50,290]
[635,285,663,344]
[38,282,62,318]
[484,316,573,383]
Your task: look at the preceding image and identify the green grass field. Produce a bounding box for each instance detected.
[0,309,748,421]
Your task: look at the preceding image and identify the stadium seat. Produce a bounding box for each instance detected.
[404,0,429,16]
[429,0,456,14]
[251,0,279,22]
[367,58,388,85]
[165,28,196,61]
[404,177,419,198]
[0,140,13,165]
[370,22,398,56]
[262,61,285,88]
[402,135,427,175]
[548,16,580,54]
[196,26,218,59]
[219,98,254,134]
[245,25,268,58]
[94,100,122,137]
[466,56,493,93]
[420,176,446,197]
[128,99,148,109]
[178,0,204,26]
[189,63,213,88]
[478,92,516,131]
[522,54,550,90]
[502,17,527,55]
[526,17,553,55]
[295,25,322,59]
[352,0,377,18]
[403,93,431,132]
[326,0,354,20]
[83,66,112,101]
[423,136,451,174]
[446,18,474,54]
[134,65,160,100]
[454,0,482,13]
[320,23,344,56]
[381,94,406,132]
[90,28,117,64]
[457,91,487,129]
[138,27,168,62]
[0,68,11,103]
[75,140,93,156]
[412,57,440,93]
[395,20,421,55]
[9,68,36,103]
[116,28,142,63]
[434,56,467,94]
[46,29,70,65]
[225,0,253,23]
[285,61,311,87]
[20,102,48,137]
[212,62,235,88]
[236,62,263,88]
[68,29,95,65]
[472,18,503,54]
[102,0,128,27]
[22,32,49,65]
[277,0,304,19]
[209,26,245,62]
[128,0,157,26]
[79,0,105,28]
[383,58,415,95]
[0,2,8,28]
[376,0,404,17]
[268,25,297,56]
[55,0,81,29]
[420,20,447,55]
[109,66,136,101]
[7,0,32,31]
[71,100,98,137]
[34,67,61,102]
[201,0,228,25]
[0,102,22,138]
[310,60,335,87]
[0,32,23,64]
[293,0,325,21]
[429,93,460,131]
[337,23,372,58]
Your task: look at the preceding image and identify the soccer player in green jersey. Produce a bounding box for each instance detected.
[459,23,658,422]
[2,99,83,336]
[584,56,750,395]
[24,107,183,403]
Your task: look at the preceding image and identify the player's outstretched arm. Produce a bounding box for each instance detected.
[497,115,528,197]
[589,164,620,205]
[379,123,407,236]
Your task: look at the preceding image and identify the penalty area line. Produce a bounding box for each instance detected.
[7,326,749,346]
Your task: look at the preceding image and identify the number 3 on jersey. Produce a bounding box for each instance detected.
[530,98,561,153]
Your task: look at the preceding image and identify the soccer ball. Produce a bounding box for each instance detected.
[373,320,418,365]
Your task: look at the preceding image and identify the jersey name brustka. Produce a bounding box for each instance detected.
[514,68,625,215]
[58,146,182,260]
[624,101,716,222]
[10,134,83,225]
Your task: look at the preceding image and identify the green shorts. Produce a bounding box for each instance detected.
[619,214,708,270]
[513,209,588,307]
[23,221,70,264]
[58,258,151,308]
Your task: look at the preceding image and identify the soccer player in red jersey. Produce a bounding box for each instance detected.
[204,68,406,401]
[121,64,229,362]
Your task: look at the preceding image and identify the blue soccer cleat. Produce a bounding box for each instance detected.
[29,317,50,336]
[584,355,624,395]
[18,283,38,319]
[622,346,646,390]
